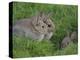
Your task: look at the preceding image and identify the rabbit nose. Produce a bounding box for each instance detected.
[48,29,53,32]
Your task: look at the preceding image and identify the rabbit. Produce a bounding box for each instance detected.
[13,13,48,41]
[61,31,78,48]
[61,31,72,48]
[13,12,55,41]
[61,36,71,48]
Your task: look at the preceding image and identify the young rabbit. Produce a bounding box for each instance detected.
[61,31,71,48]
[61,36,71,48]
[13,13,48,41]
[13,12,55,41]
[61,31,78,48]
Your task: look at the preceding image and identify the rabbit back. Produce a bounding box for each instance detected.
[13,19,45,40]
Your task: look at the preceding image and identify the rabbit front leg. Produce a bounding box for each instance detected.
[44,32,53,40]
[37,34,44,41]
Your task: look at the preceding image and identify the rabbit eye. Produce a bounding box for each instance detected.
[42,26,44,28]
[48,24,51,27]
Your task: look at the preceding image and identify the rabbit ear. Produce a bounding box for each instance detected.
[39,12,45,17]
[32,12,45,26]
[32,15,42,26]
[47,12,52,18]
[31,15,38,26]
[36,12,45,23]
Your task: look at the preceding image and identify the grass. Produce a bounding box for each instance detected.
[13,36,55,58]
[12,2,78,58]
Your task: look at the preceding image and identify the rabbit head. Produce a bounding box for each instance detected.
[31,13,48,34]
[40,13,55,33]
